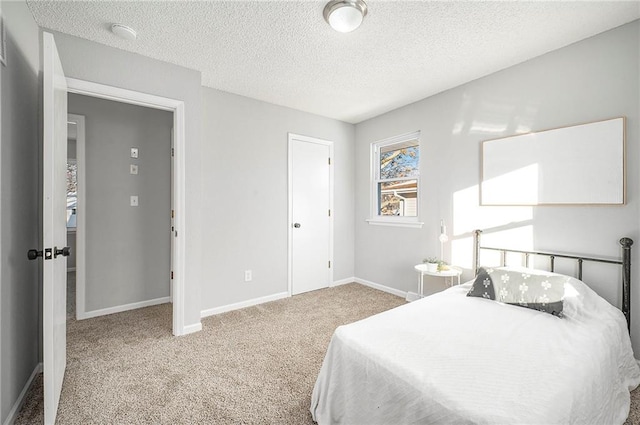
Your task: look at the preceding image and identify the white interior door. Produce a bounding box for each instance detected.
[290,135,333,295]
[43,31,68,425]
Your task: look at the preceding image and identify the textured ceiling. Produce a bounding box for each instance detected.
[27,1,640,124]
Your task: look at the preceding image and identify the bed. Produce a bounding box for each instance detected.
[310,230,640,424]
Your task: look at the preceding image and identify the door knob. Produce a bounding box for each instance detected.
[54,246,71,258]
[27,249,43,260]
[293,223,301,228]
[27,246,63,260]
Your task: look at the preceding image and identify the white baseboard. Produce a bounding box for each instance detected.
[354,277,407,299]
[201,291,289,318]
[3,362,43,425]
[78,296,171,320]
[331,277,355,287]
[180,322,202,335]
[200,281,404,321]
[405,291,421,302]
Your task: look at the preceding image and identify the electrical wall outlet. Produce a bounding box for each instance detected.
[130,164,138,175]
[130,147,139,158]
[130,195,139,207]
[244,270,252,282]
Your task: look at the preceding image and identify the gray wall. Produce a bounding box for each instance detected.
[354,21,640,353]
[67,230,76,270]
[47,30,356,324]
[0,1,41,422]
[201,88,355,310]
[69,94,172,312]
[50,31,203,328]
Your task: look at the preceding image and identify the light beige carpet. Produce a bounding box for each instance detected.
[15,283,404,424]
[15,282,640,424]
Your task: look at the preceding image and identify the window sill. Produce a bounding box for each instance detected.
[366,219,424,229]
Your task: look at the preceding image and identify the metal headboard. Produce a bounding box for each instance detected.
[473,229,633,332]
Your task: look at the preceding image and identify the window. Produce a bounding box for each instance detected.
[368,131,422,228]
[67,159,77,228]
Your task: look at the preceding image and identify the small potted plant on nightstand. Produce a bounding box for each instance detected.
[423,257,439,272]
[438,260,449,272]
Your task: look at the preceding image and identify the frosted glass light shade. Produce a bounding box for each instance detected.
[323,0,368,33]
[328,6,363,32]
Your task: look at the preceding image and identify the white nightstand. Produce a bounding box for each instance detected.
[414,264,462,297]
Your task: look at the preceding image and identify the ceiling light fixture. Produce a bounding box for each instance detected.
[111,24,137,41]
[323,0,368,33]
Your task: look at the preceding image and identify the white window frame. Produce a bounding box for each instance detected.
[367,131,423,228]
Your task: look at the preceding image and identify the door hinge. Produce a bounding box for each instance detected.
[171,209,175,218]
[171,271,174,280]
[328,261,331,268]
[171,148,174,157]
[328,157,331,165]
[328,209,331,217]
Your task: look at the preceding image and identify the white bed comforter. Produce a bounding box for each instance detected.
[311,279,640,424]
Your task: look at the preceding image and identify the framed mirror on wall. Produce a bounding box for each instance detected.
[480,117,625,206]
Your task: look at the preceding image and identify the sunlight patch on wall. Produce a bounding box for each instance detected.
[481,163,539,205]
[469,120,508,135]
[468,100,516,135]
[452,184,532,236]
[450,183,533,270]
[451,225,534,271]
[477,225,535,267]
[451,236,474,271]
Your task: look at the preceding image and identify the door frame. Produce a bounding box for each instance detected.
[66,77,188,336]
[287,133,334,296]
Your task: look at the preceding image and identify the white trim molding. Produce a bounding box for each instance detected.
[65,77,193,336]
[365,219,424,228]
[331,277,355,287]
[200,281,405,322]
[3,363,43,425]
[405,292,422,302]
[66,78,178,112]
[181,322,203,335]
[201,292,289,318]
[354,277,407,299]
[78,297,171,320]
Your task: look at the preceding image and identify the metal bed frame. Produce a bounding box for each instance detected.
[472,229,633,332]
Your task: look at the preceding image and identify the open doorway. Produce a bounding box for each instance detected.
[64,78,187,335]
[67,96,173,327]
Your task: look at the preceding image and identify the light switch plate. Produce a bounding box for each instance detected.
[130,164,138,175]
[130,195,138,207]
[130,147,139,159]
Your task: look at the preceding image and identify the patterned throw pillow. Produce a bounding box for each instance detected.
[467,267,568,317]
